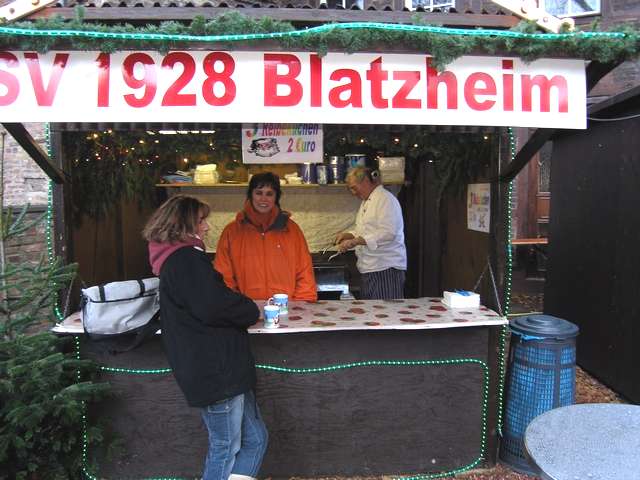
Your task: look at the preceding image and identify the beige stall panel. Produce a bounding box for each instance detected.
[169,186,361,253]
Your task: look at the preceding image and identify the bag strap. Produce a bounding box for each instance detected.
[108,310,161,355]
[95,279,148,304]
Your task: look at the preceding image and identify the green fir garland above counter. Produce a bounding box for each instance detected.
[0,10,638,68]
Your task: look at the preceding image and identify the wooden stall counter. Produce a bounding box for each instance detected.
[67,298,507,480]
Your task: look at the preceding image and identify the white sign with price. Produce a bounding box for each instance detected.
[241,124,323,164]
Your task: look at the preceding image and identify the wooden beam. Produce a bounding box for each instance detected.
[587,83,640,117]
[584,60,626,93]
[28,7,519,28]
[499,60,622,183]
[498,128,554,183]
[0,0,57,22]
[2,123,66,184]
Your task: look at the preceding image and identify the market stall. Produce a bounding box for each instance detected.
[0,10,603,478]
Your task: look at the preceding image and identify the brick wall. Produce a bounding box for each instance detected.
[1,123,49,208]
[1,123,50,284]
[3,206,48,266]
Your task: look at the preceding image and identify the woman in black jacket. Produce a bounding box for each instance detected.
[143,195,268,480]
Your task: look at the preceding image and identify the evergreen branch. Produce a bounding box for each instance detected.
[6,206,47,240]
[0,12,638,66]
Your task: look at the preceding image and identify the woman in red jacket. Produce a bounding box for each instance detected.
[215,172,317,302]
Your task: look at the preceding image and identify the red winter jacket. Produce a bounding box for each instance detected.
[214,210,317,302]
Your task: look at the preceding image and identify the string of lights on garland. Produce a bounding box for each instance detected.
[45,124,65,322]
[493,127,518,436]
[0,11,638,69]
[505,128,516,321]
[79,352,489,480]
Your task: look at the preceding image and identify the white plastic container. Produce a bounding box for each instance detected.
[442,290,480,309]
[378,156,405,183]
[194,164,219,185]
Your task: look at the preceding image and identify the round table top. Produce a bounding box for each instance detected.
[524,403,640,480]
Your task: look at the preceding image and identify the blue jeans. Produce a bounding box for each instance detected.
[200,390,268,480]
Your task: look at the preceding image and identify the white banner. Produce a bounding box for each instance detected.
[0,50,586,128]
[242,123,323,163]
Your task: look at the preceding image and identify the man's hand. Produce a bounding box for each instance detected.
[337,236,364,253]
[334,232,354,245]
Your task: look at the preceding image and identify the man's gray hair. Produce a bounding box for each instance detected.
[346,166,381,184]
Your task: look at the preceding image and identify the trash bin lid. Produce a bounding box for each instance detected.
[510,314,579,339]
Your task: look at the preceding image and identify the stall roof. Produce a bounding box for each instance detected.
[28,1,519,28]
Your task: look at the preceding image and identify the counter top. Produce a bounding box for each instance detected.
[252,297,505,333]
[53,297,506,335]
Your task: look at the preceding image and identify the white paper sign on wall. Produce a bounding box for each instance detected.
[468,183,491,233]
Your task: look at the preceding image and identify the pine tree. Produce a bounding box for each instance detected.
[0,131,110,479]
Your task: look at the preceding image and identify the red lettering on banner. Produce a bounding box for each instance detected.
[464,72,496,111]
[0,52,20,107]
[310,54,322,107]
[162,52,196,107]
[502,60,514,111]
[329,69,362,108]
[522,74,569,112]
[122,53,157,108]
[366,58,388,108]
[392,70,421,109]
[426,58,458,109]
[96,53,110,107]
[24,52,68,107]
[264,54,302,107]
[202,52,236,106]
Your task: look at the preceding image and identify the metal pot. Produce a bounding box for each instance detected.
[345,154,367,169]
[328,156,346,183]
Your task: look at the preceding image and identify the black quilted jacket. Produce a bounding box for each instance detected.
[158,245,259,407]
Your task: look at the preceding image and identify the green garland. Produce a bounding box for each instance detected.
[63,131,234,221]
[0,10,638,69]
[65,127,492,221]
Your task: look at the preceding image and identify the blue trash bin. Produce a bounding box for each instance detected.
[499,314,579,475]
